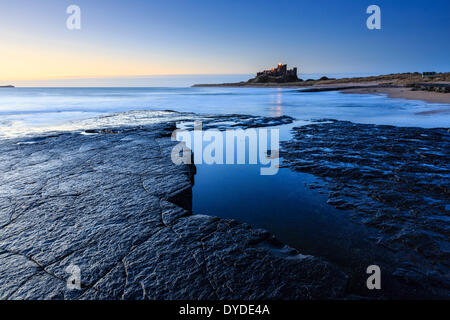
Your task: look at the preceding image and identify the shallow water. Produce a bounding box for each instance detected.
[1,87,449,138]
[193,164,364,256]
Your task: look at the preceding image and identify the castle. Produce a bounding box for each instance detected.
[249,63,299,83]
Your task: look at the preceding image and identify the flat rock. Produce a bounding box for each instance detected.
[0,111,346,300]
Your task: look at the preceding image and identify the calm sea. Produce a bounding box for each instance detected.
[0,85,449,138]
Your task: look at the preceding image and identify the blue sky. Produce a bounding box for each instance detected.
[0,0,449,81]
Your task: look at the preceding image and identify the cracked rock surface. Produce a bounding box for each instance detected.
[281,120,450,297]
[0,112,346,300]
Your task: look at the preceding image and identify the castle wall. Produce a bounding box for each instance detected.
[252,64,299,83]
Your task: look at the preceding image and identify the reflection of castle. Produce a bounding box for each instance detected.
[250,63,299,83]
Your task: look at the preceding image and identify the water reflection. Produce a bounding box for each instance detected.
[269,89,283,117]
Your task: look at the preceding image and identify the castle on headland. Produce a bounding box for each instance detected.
[249,63,299,83]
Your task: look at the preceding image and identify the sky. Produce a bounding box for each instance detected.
[0,0,449,84]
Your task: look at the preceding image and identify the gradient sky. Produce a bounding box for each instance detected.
[0,0,449,82]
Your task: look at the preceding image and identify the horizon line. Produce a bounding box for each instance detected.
[2,71,427,84]
[1,73,255,82]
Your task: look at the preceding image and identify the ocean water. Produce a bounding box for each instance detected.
[1,86,449,297]
[0,86,449,139]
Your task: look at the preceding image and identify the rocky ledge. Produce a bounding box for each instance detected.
[281,120,450,297]
[0,111,346,300]
[408,83,450,94]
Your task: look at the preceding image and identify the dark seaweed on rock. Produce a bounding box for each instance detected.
[0,114,344,300]
[281,120,450,296]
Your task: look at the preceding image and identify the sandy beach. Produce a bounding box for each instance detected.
[321,84,450,105]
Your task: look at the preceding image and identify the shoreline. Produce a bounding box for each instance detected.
[193,72,450,105]
[300,83,450,104]
[340,86,450,105]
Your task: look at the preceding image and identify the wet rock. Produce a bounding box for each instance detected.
[183,114,294,131]
[0,112,345,300]
[409,83,450,93]
[281,120,450,296]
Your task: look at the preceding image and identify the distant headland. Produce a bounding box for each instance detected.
[192,65,450,104]
[0,85,14,88]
